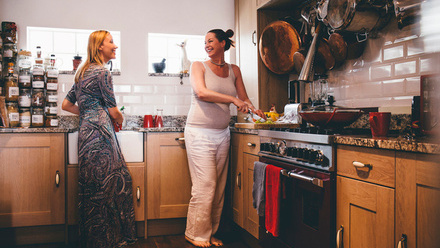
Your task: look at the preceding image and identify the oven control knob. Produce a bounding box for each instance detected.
[297,148,305,159]
[303,148,311,160]
[260,142,271,152]
[316,150,324,163]
[269,143,277,153]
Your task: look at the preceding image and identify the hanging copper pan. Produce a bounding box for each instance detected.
[292,37,335,75]
[259,20,301,74]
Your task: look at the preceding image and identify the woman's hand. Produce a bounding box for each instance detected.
[233,98,249,113]
[252,108,267,120]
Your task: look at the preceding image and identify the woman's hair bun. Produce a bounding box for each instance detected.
[225,29,234,38]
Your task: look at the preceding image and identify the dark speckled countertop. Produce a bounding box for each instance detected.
[334,135,440,154]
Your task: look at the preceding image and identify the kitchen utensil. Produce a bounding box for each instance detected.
[298,22,323,82]
[327,32,348,67]
[393,0,423,29]
[325,0,392,34]
[153,58,166,73]
[259,20,301,74]
[143,115,154,128]
[248,109,266,123]
[314,38,335,74]
[299,106,363,128]
[369,112,391,137]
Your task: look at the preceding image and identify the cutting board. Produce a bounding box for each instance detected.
[234,123,300,130]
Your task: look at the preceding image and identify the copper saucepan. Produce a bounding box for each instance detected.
[293,37,335,75]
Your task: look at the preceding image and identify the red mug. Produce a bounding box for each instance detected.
[369,112,391,138]
[143,115,154,128]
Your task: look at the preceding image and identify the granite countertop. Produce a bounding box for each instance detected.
[0,127,73,133]
[334,135,440,154]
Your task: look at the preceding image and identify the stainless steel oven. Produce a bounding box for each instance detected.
[257,128,336,248]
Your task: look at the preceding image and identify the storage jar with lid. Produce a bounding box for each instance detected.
[46,78,58,91]
[45,102,58,115]
[19,69,31,88]
[18,50,32,70]
[19,107,31,127]
[45,115,58,127]
[6,102,19,127]
[46,90,58,103]
[32,88,45,107]
[46,66,59,79]
[31,107,44,127]
[5,76,19,102]
[32,70,45,89]
[18,88,31,108]
[2,43,17,58]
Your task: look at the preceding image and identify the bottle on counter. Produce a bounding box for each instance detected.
[154,108,164,128]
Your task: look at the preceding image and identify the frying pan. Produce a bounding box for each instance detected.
[292,37,335,75]
[259,20,301,74]
[299,108,363,128]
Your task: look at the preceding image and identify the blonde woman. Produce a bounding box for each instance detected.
[62,30,136,247]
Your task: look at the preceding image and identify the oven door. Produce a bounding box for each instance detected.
[259,155,336,248]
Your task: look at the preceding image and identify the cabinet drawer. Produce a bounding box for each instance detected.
[337,145,395,188]
[242,134,260,155]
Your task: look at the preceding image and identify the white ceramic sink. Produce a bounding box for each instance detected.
[68,130,144,164]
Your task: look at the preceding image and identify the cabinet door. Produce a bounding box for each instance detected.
[230,133,244,227]
[237,0,259,108]
[243,152,260,238]
[396,152,440,248]
[0,133,65,227]
[337,176,394,248]
[127,164,145,221]
[67,163,145,225]
[146,133,191,219]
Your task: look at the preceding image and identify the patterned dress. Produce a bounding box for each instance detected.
[66,64,137,248]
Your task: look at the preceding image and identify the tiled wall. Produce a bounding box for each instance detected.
[58,74,195,116]
[327,4,440,110]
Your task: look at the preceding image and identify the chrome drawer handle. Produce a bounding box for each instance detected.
[281,169,324,188]
[336,225,343,248]
[353,161,372,169]
[247,142,256,147]
[397,234,407,248]
[136,186,141,201]
[55,170,60,187]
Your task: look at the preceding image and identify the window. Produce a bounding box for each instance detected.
[27,27,121,71]
[148,33,230,74]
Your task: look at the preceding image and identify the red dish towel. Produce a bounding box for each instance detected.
[265,164,283,237]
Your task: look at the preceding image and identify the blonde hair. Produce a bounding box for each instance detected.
[74,30,109,83]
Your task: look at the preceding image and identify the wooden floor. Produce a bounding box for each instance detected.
[14,234,250,248]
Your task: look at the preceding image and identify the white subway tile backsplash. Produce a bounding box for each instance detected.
[382,79,405,96]
[420,55,439,73]
[395,60,417,76]
[371,64,392,80]
[122,95,142,104]
[383,44,404,61]
[406,77,421,94]
[114,85,131,93]
[133,85,155,94]
[143,95,165,105]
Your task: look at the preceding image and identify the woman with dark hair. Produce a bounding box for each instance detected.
[184,28,265,247]
[62,30,137,247]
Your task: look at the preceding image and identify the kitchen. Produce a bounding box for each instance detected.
[1,0,439,248]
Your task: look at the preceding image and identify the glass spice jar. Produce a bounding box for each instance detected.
[44,102,58,115]
[31,107,44,127]
[18,88,32,108]
[5,76,19,102]
[46,78,58,91]
[6,102,19,127]
[32,88,45,107]
[45,115,58,127]
[2,43,17,58]
[32,74,45,89]
[46,90,58,103]
[19,107,31,127]
[19,69,32,88]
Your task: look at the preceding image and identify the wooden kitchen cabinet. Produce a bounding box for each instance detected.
[336,145,395,248]
[230,132,260,238]
[146,132,191,220]
[395,152,440,248]
[67,163,145,225]
[236,0,259,109]
[0,133,65,228]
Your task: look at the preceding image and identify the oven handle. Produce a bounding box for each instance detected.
[281,169,324,188]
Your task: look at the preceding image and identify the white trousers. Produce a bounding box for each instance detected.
[184,126,230,242]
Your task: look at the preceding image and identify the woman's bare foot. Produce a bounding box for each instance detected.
[185,236,212,247]
[210,236,223,247]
